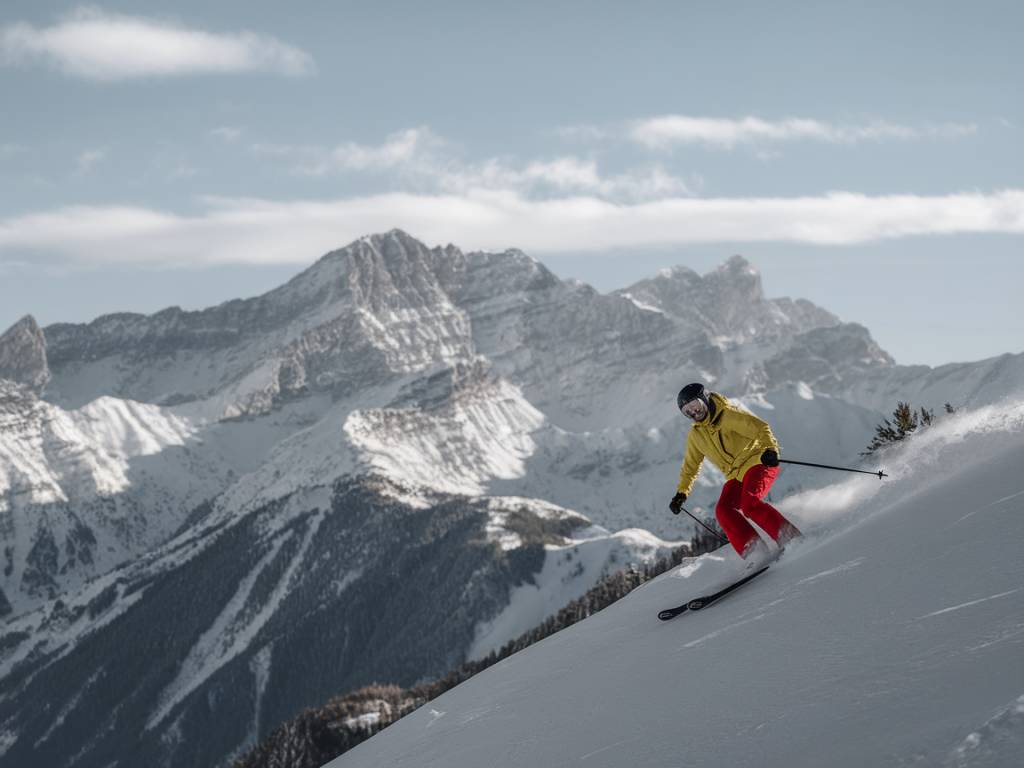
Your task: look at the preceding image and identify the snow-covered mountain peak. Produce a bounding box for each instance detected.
[343,230,465,309]
[722,252,757,272]
[761,321,896,394]
[357,227,427,250]
[616,254,839,345]
[40,233,480,413]
[708,252,761,290]
[455,247,562,305]
[0,314,49,394]
[307,230,559,313]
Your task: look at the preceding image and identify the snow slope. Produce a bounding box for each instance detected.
[0,382,229,613]
[468,524,677,661]
[330,402,1024,768]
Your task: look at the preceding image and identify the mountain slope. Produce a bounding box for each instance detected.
[0,477,681,768]
[330,402,1024,768]
[0,380,229,614]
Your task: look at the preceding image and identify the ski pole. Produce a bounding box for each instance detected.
[678,505,730,546]
[779,458,888,480]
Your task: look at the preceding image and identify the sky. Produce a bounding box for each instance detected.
[0,0,1021,366]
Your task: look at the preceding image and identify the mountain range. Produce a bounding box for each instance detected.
[1,230,1022,768]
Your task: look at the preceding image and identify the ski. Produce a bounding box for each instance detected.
[657,565,770,621]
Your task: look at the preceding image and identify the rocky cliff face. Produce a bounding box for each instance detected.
[615,255,839,343]
[42,232,477,415]
[0,315,50,394]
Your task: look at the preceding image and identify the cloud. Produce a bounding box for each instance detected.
[330,128,424,171]
[252,128,434,175]
[435,156,605,192]
[168,164,198,180]
[0,7,314,80]
[630,116,977,149]
[1,189,1021,267]
[553,124,610,142]
[210,126,242,142]
[76,148,106,173]
[435,156,692,200]
[249,127,692,200]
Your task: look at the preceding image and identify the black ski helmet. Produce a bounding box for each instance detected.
[677,382,707,412]
[677,382,716,421]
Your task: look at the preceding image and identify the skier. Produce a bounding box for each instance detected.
[670,383,802,563]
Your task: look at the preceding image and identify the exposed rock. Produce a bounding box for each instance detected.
[615,254,839,343]
[0,315,50,394]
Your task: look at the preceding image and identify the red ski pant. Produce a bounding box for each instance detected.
[715,465,789,556]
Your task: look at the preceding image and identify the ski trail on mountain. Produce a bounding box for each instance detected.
[682,613,767,648]
[796,557,866,585]
[917,589,1021,620]
[953,487,1024,524]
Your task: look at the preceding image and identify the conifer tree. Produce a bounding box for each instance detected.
[862,401,936,455]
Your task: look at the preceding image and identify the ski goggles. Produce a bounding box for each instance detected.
[680,398,707,420]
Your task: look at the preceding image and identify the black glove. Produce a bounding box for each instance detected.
[669,492,687,514]
[761,449,780,467]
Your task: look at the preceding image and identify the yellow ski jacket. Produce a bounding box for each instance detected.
[676,392,780,496]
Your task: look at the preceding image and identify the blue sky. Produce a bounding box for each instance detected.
[1,1,1021,365]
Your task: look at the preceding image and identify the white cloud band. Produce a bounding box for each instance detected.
[250,129,693,200]
[630,116,977,149]
[1,8,314,80]
[1,190,1021,266]
[254,128,430,175]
